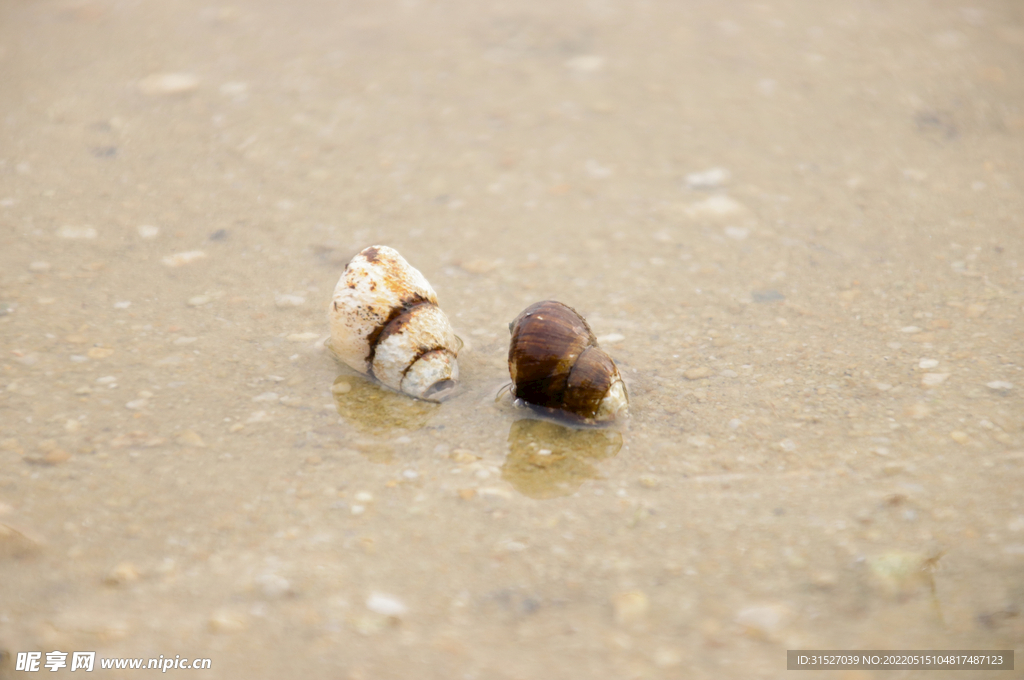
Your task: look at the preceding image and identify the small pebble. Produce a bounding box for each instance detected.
[564,54,605,73]
[275,294,306,308]
[724,226,749,241]
[96,376,117,385]
[173,336,198,345]
[918,358,939,369]
[331,381,352,395]
[105,562,141,585]
[125,399,147,410]
[176,430,206,447]
[687,434,710,447]
[684,194,746,219]
[137,225,160,239]
[596,333,625,344]
[366,592,407,617]
[867,550,932,596]
[683,367,712,380]
[950,431,970,444]
[187,295,212,307]
[720,369,738,378]
[778,439,797,452]
[208,610,246,633]
[252,392,278,402]
[113,301,131,309]
[162,251,207,267]
[736,603,791,640]
[255,573,292,599]
[29,261,51,272]
[42,449,71,465]
[901,326,922,334]
[986,381,1014,392]
[57,226,97,240]
[921,373,950,387]
[87,347,114,359]
[653,647,683,668]
[138,72,200,96]
[611,590,649,625]
[965,303,987,318]
[904,403,931,419]
[685,167,731,189]
[354,491,374,503]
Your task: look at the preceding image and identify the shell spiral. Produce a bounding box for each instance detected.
[507,300,628,422]
[328,245,461,401]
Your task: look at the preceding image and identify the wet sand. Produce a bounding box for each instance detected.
[1,0,1022,677]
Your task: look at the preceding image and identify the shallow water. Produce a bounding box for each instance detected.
[1,0,1023,677]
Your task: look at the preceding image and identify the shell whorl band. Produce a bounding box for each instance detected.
[328,245,460,401]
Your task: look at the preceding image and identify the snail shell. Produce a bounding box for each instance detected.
[507,300,628,422]
[327,245,461,401]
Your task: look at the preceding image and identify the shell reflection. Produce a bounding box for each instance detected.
[331,373,435,436]
[502,419,622,499]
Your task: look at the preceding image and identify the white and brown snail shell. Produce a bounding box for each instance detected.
[327,245,461,401]
[507,300,628,422]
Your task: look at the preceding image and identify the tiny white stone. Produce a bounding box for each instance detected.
[779,438,797,452]
[125,399,148,410]
[252,392,278,402]
[596,333,625,344]
[537,449,552,456]
[138,72,200,96]
[901,326,922,334]
[275,294,306,308]
[921,373,950,387]
[564,55,605,73]
[255,573,292,598]
[725,226,749,240]
[162,251,207,267]
[584,159,613,178]
[986,381,1014,392]
[354,492,374,503]
[366,592,407,617]
[113,301,131,309]
[173,337,198,345]
[29,261,51,272]
[350,505,366,515]
[402,469,419,479]
[219,81,249,97]
[685,195,745,219]
[137,224,160,239]
[918,358,939,369]
[57,226,97,240]
[96,376,117,384]
[685,167,731,189]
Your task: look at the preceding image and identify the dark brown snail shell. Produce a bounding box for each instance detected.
[507,301,628,422]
